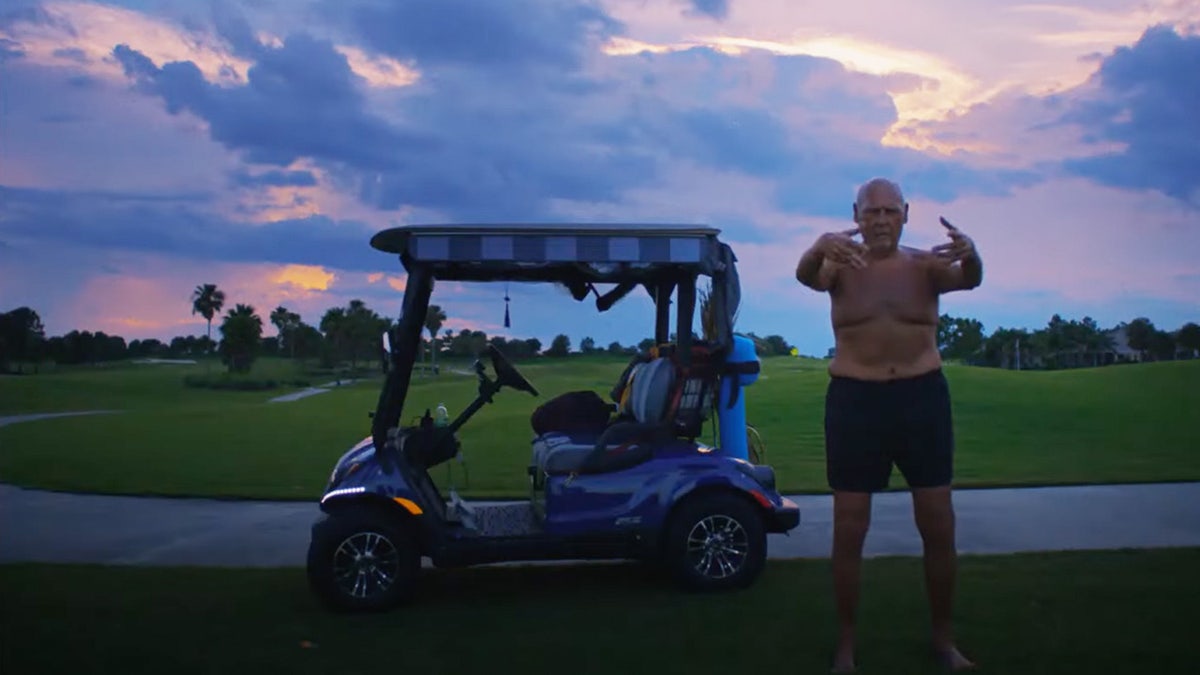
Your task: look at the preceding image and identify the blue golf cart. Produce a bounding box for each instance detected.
[306,223,801,611]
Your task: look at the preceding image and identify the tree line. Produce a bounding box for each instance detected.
[0,283,799,375]
[936,313,1200,369]
[29,283,1193,376]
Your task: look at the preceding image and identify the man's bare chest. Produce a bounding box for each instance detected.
[832,264,937,323]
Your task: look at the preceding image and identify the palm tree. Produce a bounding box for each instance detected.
[270,306,289,357]
[344,299,379,369]
[191,284,226,352]
[320,306,348,369]
[219,304,263,373]
[270,305,302,359]
[425,304,447,375]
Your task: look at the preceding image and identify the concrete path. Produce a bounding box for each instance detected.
[0,410,120,426]
[3,482,1199,568]
[268,379,361,403]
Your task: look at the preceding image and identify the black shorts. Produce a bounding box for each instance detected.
[824,368,954,492]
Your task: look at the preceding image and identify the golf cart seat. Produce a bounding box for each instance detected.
[531,357,677,475]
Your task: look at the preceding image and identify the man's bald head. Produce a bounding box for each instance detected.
[855,178,904,208]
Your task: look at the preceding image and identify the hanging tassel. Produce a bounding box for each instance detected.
[504,283,511,328]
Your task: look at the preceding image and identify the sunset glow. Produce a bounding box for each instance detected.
[1,0,1196,356]
[271,265,337,293]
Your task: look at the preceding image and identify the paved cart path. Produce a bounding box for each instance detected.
[3,481,1199,568]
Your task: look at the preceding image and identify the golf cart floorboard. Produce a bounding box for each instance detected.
[472,502,542,537]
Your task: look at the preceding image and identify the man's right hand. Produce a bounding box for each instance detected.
[818,228,866,269]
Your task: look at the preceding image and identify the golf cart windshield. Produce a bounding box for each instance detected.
[368,223,743,447]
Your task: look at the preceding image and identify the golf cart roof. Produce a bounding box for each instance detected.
[367,222,745,444]
[370,222,732,283]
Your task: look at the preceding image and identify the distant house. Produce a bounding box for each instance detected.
[997,326,1141,370]
[1173,329,1199,360]
[1098,327,1143,365]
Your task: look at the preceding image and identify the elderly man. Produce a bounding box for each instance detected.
[795,178,982,672]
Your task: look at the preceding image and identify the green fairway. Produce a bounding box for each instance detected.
[2,548,1196,674]
[0,357,1197,499]
[0,357,336,413]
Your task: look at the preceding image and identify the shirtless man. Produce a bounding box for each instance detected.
[795,178,982,672]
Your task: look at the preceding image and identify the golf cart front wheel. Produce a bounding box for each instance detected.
[306,505,420,612]
[664,492,766,592]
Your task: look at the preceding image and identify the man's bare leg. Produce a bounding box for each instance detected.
[831,491,872,673]
[912,486,976,670]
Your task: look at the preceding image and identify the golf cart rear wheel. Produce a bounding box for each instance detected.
[664,492,766,592]
[307,505,420,612]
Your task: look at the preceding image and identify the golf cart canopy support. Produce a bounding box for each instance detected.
[368,223,743,448]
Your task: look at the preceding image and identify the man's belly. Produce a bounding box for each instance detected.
[830,318,941,380]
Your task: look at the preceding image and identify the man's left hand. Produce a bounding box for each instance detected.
[931,217,977,262]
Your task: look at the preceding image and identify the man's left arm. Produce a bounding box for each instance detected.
[958,248,983,288]
[929,217,983,292]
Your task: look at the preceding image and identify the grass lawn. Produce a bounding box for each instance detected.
[2,548,1196,674]
[0,356,345,413]
[0,356,1197,499]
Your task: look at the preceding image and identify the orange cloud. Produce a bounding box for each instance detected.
[368,272,385,283]
[271,264,337,291]
[335,45,421,87]
[387,277,407,292]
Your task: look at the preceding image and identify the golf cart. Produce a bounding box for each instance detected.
[306,223,801,612]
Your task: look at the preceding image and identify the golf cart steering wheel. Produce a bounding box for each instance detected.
[486,344,539,397]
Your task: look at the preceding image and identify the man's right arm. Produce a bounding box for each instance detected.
[797,229,861,292]
[796,242,836,292]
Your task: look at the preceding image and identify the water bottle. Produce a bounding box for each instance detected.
[435,403,449,428]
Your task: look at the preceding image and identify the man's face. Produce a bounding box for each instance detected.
[853,184,908,254]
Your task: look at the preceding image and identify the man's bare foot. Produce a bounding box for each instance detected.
[831,636,856,673]
[933,644,977,671]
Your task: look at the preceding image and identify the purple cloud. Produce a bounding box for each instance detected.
[112,38,438,172]
[684,0,729,21]
[0,185,379,272]
[1061,25,1200,205]
[325,0,622,72]
[229,169,318,189]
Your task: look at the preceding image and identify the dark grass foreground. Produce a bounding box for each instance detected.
[2,548,1197,674]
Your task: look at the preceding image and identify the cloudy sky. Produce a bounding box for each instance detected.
[1,0,1197,356]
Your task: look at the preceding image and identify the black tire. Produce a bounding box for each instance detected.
[663,492,766,592]
[306,506,421,612]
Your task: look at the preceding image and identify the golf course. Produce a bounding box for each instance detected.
[1,355,1197,499]
[3,356,1199,674]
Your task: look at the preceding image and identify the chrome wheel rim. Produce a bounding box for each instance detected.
[332,531,401,599]
[685,514,749,579]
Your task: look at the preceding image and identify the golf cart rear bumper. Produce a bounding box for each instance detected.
[767,497,801,533]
